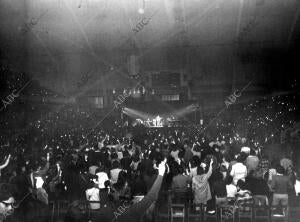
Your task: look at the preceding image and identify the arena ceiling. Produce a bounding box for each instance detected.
[0,0,299,94]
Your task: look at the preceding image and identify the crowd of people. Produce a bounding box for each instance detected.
[0,68,299,222]
[0,122,299,221]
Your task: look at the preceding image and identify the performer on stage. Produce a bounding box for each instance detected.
[146,118,152,127]
[156,115,162,127]
[152,117,157,127]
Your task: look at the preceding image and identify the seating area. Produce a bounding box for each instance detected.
[154,191,300,222]
[48,200,115,222]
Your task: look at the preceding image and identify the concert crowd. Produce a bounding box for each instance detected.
[0,68,299,222]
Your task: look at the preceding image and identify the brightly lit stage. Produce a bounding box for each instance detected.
[121,103,200,128]
[133,116,178,128]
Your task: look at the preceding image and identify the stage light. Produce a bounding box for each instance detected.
[138,0,146,14]
[137,89,140,94]
[112,89,116,94]
[151,89,155,95]
[138,8,144,14]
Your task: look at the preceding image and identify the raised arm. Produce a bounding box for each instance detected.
[203,159,213,180]
[0,154,11,170]
[118,159,166,220]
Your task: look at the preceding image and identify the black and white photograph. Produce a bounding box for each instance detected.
[0,0,299,221]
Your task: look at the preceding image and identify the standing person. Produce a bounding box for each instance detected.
[192,159,213,208]
[230,154,247,185]
[271,165,293,214]
[258,152,270,176]
[280,155,293,172]
[85,181,100,210]
[171,166,191,191]
[245,150,259,173]
[35,176,48,205]
[183,142,193,164]
[95,167,109,189]
[210,171,227,213]
[191,143,201,159]
[27,153,50,194]
[187,156,200,178]
[110,161,122,185]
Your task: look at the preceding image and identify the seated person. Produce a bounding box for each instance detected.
[236,180,253,213]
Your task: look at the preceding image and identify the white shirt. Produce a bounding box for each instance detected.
[86,187,100,209]
[96,172,109,189]
[110,168,122,184]
[230,162,247,185]
[226,184,237,198]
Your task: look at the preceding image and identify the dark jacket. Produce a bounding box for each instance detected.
[271,174,293,194]
[212,180,227,197]
[171,174,191,190]
[246,176,270,197]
